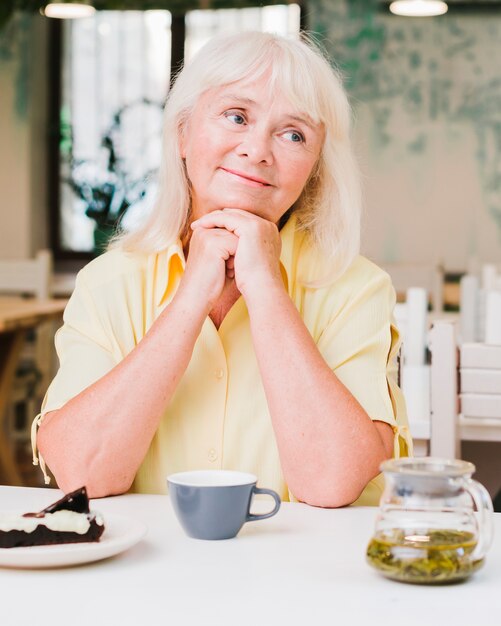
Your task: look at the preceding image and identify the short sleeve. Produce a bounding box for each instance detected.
[315,269,412,460]
[40,271,118,419]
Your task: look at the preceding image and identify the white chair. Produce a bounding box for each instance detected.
[403,320,460,458]
[428,321,460,458]
[0,250,54,443]
[427,320,501,460]
[393,287,432,457]
[383,262,445,312]
[0,250,52,299]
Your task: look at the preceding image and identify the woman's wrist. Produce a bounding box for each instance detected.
[169,281,212,323]
[240,271,286,309]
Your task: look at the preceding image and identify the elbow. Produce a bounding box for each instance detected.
[292,485,363,509]
[51,465,132,500]
[54,472,132,500]
[37,417,131,499]
[288,460,385,509]
[287,470,365,507]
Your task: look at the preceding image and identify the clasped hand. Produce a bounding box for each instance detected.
[180,209,283,311]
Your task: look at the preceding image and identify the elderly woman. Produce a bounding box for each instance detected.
[33,31,411,507]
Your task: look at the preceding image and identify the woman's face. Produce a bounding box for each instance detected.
[180,75,324,224]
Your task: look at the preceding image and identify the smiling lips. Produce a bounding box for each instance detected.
[220,167,272,187]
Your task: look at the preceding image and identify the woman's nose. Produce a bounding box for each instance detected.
[236,127,273,164]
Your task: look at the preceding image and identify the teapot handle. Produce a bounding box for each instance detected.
[465,478,494,561]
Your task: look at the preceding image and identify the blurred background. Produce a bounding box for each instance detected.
[1,0,501,497]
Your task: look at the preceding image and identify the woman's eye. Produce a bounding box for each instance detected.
[224,112,246,125]
[283,130,304,143]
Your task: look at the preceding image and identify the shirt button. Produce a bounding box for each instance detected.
[215,368,224,380]
[208,449,218,462]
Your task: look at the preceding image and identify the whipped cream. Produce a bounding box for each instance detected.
[0,510,103,535]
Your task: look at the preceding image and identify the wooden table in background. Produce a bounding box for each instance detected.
[0,297,67,485]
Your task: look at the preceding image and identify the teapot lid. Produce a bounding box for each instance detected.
[381,457,476,477]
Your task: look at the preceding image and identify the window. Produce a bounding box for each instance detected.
[56,10,171,255]
[185,5,301,61]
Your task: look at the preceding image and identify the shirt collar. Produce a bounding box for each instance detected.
[278,214,297,293]
[154,214,298,307]
[154,240,185,307]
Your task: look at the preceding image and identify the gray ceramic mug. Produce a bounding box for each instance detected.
[167,470,281,540]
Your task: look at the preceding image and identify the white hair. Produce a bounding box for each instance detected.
[114,31,361,282]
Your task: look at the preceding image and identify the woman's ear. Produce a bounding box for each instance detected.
[178,122,187,159]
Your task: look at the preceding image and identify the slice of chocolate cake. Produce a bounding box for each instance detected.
[0,487,105,549]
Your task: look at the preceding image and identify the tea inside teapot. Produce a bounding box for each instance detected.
[367,527,483,584]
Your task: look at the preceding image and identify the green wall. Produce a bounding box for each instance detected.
[309,0,501,266]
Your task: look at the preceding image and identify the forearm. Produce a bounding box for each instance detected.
[38,291,208,498]
[245,280,391,508]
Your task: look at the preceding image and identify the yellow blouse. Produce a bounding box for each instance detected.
[34,217,412,506]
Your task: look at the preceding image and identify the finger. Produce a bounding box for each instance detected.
[225,255,235,277]
[191,210,249,235]
[215,231,238,258]
[193,225,238,249]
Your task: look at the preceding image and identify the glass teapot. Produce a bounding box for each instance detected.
[366,457,494,584]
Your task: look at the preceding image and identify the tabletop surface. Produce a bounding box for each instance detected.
[1,486,501,625]
[0,297,67,332]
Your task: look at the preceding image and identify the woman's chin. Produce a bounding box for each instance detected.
[212,205,268,218]
[193,200,282,223]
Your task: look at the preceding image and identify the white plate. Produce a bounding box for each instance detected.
[0,513,147,569]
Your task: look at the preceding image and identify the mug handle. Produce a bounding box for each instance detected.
[246,487,281,522]
[465,478,494,561]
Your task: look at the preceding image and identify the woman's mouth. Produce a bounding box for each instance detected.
[220,168,272,188]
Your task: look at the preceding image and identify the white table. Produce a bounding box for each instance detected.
[1,486,501,625]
